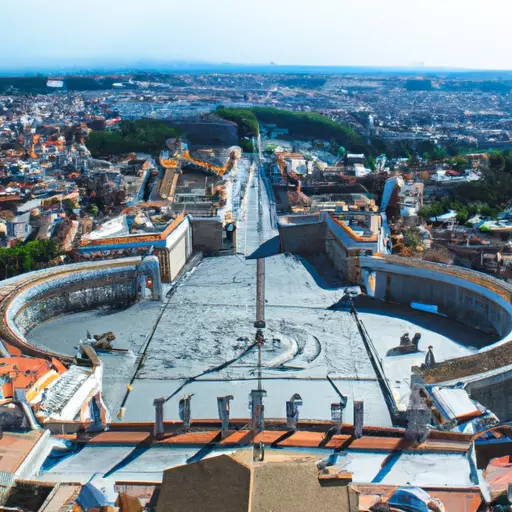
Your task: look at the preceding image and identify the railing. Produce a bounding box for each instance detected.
[373,254,512,303]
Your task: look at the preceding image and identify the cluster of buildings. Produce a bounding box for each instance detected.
[258,134,512,281]
[124,73,512,151]
[12,71,509,153]
[0,92,240,269]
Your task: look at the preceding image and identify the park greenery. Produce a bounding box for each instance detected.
[215,107,259,152]
[419,150,512,223]
[215,106,368,154]
[249,107,367,153]
[86,119,181,156]
[0,239,61,279]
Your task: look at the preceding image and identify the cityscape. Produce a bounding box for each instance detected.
[3,3,512,510]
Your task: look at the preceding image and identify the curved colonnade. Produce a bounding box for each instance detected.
[355,255,512,419]
[0,257,147,364]
[2,236,512,420]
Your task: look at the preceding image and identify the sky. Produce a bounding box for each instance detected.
[3,0,512,71]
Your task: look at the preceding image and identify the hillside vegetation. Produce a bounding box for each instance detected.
[250,107,367,152]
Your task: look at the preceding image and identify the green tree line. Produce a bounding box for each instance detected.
[86,119,182,156]
[251,107,367,153]
[215,106,369,154]
[0,239,61,280]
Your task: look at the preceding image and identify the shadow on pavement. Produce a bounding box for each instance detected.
[246,235,281,259]
[299,253,347,290]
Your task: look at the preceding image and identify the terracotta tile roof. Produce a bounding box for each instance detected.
[0,357,52,396]
[87,432,150,445]
[134,201,167,208]
[157,431,220,445]
[352,484,482,512]
[422,439,470,453]
[429,490,482,512]
[358,494,382,511]
[324,434,352,449]
[484,456,512,498]
[220,430,253,445]
[80,213,185,247]
[0,430,44,474]
[61,421,474,454]
[349,436,403,451]
[253,431,288,445]
[277,431,325,448]
[348,436,470,453]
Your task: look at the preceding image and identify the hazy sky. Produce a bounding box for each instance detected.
[3,0,512,70]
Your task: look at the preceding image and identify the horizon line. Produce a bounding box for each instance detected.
[2,60,512,76]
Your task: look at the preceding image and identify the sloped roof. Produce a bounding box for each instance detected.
[0,430,45,475]
[157,452,355,512]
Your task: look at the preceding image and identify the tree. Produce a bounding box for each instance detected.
[404,229,424,251]
[419,201,444,220]
[235,107,368,153]
[449,155,469,170]
[62,198,76,214]
[502,149,512,172]
[456,208,469,224]
[480,205,499,218]
[407,153,418,168]
[489,151,506,172]
[240,139,254,153]
[366,156,376,171]
[87,204,99,217]
[86,119,182,157]
[0,239,60,280]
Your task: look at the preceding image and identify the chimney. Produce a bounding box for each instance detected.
[250,389,267,433]
[331,402,343,434]
[353,401,364,438]
[153,397,165,437]
[217,395,234,438]
[179,395,193,429]
[405,385,430,444]
[286,393,303,431]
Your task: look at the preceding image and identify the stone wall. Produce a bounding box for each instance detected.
[278,221,326,256]
[375,271,509,336]
[359,257,512,338]
[356,255,512,420]
[191,218,223,252]
[466,370,512,422]
[163,121,238,146]
[16,279,135,335]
